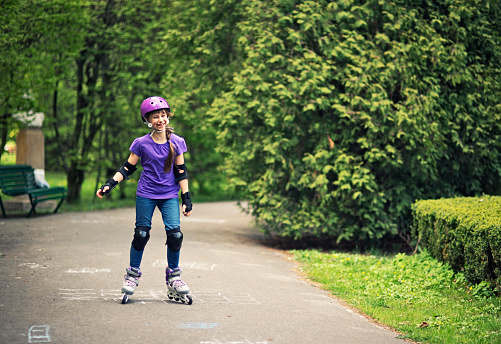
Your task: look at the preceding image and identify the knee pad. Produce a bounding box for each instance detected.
[132,226,150,251]
[166,228,183,252]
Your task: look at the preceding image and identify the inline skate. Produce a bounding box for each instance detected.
[166,267,193,305]
[120,266,141,304]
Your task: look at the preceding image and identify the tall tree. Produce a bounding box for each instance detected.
[41,0,169,203]
[0,0,79,160]
[0,0,23,160]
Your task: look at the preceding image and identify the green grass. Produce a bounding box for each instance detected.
[2,151,236,214]
[0,151,16,165]
[292,249,501,344]
[44,169,236,212]
[2,148,236,213]
[43,171,136,212]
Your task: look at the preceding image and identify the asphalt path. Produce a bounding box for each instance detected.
[0,201,406,344]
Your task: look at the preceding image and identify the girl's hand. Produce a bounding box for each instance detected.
[181,192,192,216]
[182,204,192,217]
[96,187,108,199]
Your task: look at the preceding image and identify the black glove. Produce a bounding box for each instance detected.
[181,191,192,212]
[100,178,118,196]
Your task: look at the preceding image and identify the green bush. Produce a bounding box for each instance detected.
[210,0,501,242]
[412,196,501,289]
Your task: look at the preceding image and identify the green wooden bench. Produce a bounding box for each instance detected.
[0,165,67,217]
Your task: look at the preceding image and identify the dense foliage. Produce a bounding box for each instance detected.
[412,196,501,289]
[211,0,501,242]
[3,0,501,246]
[160,0,243,199]
[1,0,242,203]
[0,0,85,164]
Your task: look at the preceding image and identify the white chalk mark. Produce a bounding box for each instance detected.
[194,292,260,304]
[183,262,217,271]
[153,260,216,271]
[178,322,218,329]
[58,289,259,304]
[150,290,170,304]
[28,325,51,343]
[152,259,166,267]
[19,263,48,269]
[59,289,99,301]
[65,268,110,274]
[100,289,123,301]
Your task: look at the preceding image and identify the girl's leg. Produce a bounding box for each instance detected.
[159,198,191,301]
[158,198,181,269]
[130,196,157,268]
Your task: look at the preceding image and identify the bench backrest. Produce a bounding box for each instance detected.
[0,165,38,196]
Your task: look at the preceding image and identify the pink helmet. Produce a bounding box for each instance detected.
[140,96,170,121]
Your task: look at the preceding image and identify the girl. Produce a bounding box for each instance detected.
[96,96,193,304]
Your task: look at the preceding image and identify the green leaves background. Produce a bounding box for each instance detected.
[211,0,501,242]
[2,0,500,244]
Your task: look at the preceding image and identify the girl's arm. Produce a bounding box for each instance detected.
[96,153,139,198]
[175,153,192,216]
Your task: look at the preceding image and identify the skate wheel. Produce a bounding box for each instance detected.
[186,295,193,305]
[121,294,129,304]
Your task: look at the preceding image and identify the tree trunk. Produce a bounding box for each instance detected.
[51,79,68,172]
[0,113,8,162]
[67,163,85,204]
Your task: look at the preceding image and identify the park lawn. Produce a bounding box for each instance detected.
[292,249,501,344]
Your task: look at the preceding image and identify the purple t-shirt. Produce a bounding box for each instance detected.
[130,133,187,199]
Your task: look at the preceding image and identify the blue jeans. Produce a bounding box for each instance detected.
[130,196,181,269]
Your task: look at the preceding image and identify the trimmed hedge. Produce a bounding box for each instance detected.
[412,196,501,289]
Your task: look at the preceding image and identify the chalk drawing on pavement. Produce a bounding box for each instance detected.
[59,289,259,304]
[59,289,99,301]
[28,325,51,343]
[194,292,260,304]
[65,268,110,274]
[152,260,216,271]
[177,322,219,329]
[19,263,48,269]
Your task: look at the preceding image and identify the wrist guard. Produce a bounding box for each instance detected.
[181,191,192,212]
[100,178,118,196]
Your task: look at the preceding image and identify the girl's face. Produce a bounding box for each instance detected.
[148,110,169,132]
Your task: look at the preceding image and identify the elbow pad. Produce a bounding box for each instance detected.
[173,163,188,183]
[118,161,137,180]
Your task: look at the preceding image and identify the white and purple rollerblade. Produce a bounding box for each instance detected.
[121,266,141,304]
[166,267,193,305]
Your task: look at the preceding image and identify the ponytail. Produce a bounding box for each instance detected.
[163,126,175,173]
